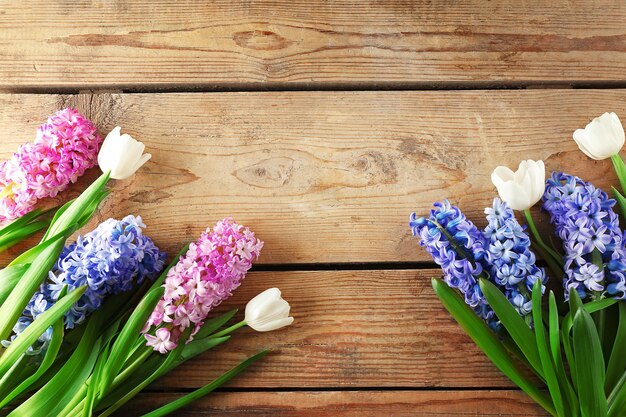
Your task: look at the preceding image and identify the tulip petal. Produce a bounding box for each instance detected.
[608,112,625,148]
[491,160,545,210]
[98,127,151,179]
[245,288,293,332]
[525,160,545,205]
[492,166,515,182]
[254,316,294,332]
[573,112,625,160]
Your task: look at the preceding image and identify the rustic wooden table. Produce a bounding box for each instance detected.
[1,1,625,416]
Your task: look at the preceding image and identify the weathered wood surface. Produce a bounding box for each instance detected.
[126,390,546,416]
[151,269,515,389]
[0,90,624,265]
[1,1,625,90]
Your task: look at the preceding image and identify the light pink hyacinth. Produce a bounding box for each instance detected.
[144,218,263,352]
[0,108,101,222]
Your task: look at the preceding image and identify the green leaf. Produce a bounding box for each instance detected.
[140,350,270,417]
[549,292,579,417]
[0,355,28,397]
[95,337,230,411]
[9,311,103,417]
[532,284,565,417]
[83,342,111,417]
[606,303,626,394]
[57,317,124,417]
[612,187,626,221]
[0,236,66,342]
[608,370,626,417]
[177,336,230,363]
[562,288,584,384]
[0,220,49,252]
[44,171,110,240]
[432,278,556,416]
[0,207,45,237]
[94,349,157,411]
[8,226,74,267]
[40,198,75,242]
[98,330,193,417]
[0,308,64,408]
[572,309,607,417]
[0,285,86,376]
[0,264,29,305]
[548,292,560,365]
[0,206,56,251]
[193,309,238,340]
[610,154,626,197]
[99,286,165,395]
[479,278,543,377]
[562,293,617,395]
[569,288,584,317]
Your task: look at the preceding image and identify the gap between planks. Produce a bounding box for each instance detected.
[3,80,626,95]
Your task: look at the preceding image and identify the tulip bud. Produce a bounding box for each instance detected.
[98,127,152,180]
[245,288,294,332]
[573,112,624,161]
[491,160,545,211]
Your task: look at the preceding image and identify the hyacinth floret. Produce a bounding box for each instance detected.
[2,215,165,355]
[0,108,101,222]
[410,200,494,322]
[484,198,547,321]
[543,172,626,300]
[144,218,263,353]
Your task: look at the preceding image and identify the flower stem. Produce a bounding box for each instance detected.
[522,210,564,280]
[109,346,154,394]
[210,320,247,339]
[611,154,626,195]
[63,346,154,417]
[591,250,607,349]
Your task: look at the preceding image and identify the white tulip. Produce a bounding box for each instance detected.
[573,112,624,160]
[491,160,545,211]
[245,288,294,332]
[98,127,152,180]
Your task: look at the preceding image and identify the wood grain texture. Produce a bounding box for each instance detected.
[0,90,624,264]
[145,269,526,389]
[0,1,625,89]
[125,390,547,416]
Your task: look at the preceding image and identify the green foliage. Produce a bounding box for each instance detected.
[435,272,626,417]
[432,278,555,415]
[140,350,270,417]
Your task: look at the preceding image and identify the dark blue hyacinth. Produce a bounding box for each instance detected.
[411,198,548,328]
[3,215,166,355]
[484,198,546,320]
[410,200,495,323]
[543,172,626,300]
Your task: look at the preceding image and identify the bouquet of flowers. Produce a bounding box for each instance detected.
[0,110,294,416]
[410,112,626,417]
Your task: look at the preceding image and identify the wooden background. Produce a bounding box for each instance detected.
[1,1,626,415]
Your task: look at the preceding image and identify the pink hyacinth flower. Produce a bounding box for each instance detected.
[0,108,102,222]
[144,218,263,352]
[144,328,177,354]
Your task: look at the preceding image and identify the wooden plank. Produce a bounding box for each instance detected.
[145,269,525,389]
[0,90,624,264]
[126,390,547,416]
[0,1,625,89]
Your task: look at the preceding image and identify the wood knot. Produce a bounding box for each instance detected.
[232,30,293,51]
[233,156,296,188]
